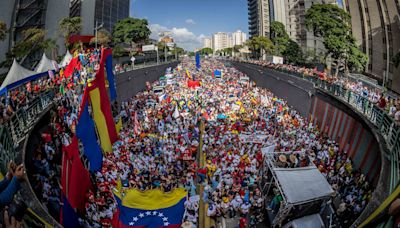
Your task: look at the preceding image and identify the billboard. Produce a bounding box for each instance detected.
[166,42,175,48]
[142,44,156,52]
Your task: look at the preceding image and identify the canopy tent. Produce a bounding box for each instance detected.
[35,53,57,73]
[274,166,334,205]
[1,59,36,94]
[59,51,73,68]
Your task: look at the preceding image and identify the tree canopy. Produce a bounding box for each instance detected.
[305,4,368,75]
[59,17,82,47]
[283,40,303,64]
[0,21,7,41]
[113,18,151,48]
[1,28,50,67]
[246,36,274,59]
[90,29,111,46]
[270,21,290,56]
[200,47,213,55]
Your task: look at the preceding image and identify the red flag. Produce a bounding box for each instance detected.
[61,137,93,213]
[64,57,82,78]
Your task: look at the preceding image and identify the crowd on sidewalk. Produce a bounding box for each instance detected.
[243,60,400,123]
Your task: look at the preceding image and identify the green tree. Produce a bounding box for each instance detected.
[1,28,49,67]
[113,45,129,58]
[270,21,290,55]
[90,29,111,46]
[246,36,274,59]
[305,4,368,76]
[283,40,303,64]
[0,21,7,41]
[222,47,233,56]
[43,39,59,60]
[347,43,368,72]
[200,47,213,55]
[59,17,82,47]
[393,51,400,68]
[113,18,151,50]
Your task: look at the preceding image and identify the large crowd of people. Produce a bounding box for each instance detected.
[243,59,400,123]
[79,58,373,227]
[0,52,390,227]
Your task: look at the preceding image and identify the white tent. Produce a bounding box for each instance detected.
[274,166,334,204]
[59,51,73,68]
[35,53,57,73]
[0,59,37,92]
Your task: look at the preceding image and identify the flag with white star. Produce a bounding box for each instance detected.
[112,187,187,228]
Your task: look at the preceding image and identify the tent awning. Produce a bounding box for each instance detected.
[35,53,57,73]
[59,51,72,68]
[0,59,37,92]
[273,166,334,204]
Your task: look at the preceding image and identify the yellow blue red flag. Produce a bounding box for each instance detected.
[88,58,118,153]
[112,182,187,228]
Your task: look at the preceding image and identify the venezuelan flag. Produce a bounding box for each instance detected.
[75,87,103,172]
[88,60,118,153]
[102,48,117,101]
[113,182,187,228]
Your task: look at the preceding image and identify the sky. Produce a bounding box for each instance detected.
[130,0,249,51]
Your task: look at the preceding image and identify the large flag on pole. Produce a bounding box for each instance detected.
[88,55,118,153]
[75,87,103,172]
[102,48,117,101]
[60,137,93,226]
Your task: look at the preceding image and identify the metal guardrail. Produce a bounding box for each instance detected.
[270,67,400,192]
[0,90,56,173]
[0,61,177,175]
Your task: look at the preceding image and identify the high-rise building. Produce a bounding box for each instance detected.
[70,0,130,35]
[212,32,230,51]
[248,0,271,38]
[0,0,70,68]
[284,0,337,56]
[343,0,400,93]
[232,30,247,46]
[270,0,287,28]
[203,37,212,49]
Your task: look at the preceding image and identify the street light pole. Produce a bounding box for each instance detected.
[94,21,103,49]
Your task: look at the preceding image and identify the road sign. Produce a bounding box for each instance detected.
[142,44,156,52]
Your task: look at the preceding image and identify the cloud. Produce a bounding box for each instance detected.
[149,24,203,51]
[185,19,196,25]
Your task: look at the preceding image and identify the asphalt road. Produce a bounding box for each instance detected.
[115,62,178,103]
[230,62,314,117]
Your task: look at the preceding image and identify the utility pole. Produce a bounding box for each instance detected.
[94,21,104,49]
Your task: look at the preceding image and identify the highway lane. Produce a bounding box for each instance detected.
[230,61,314,118]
